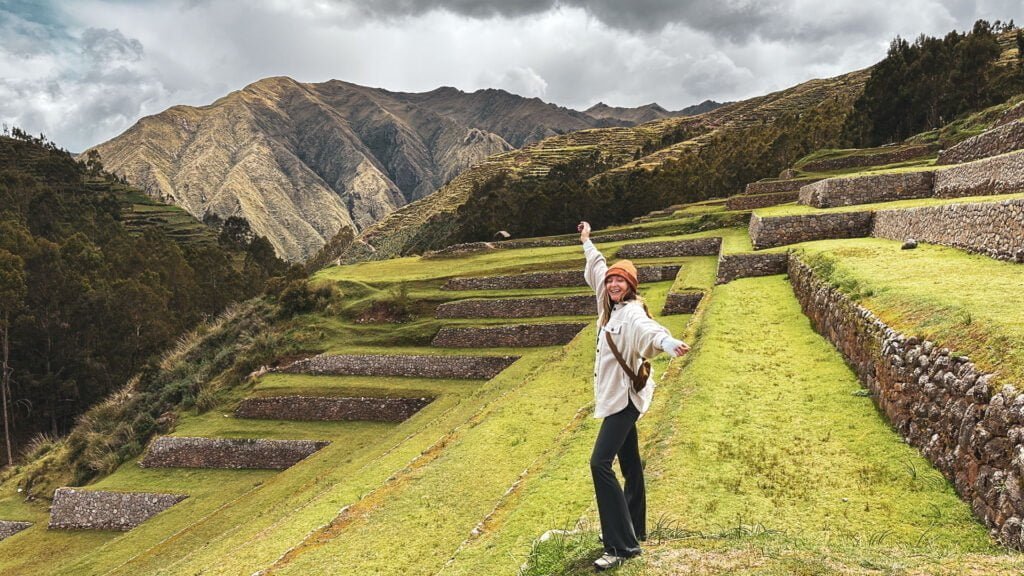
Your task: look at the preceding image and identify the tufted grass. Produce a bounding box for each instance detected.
[793,237,1024,387]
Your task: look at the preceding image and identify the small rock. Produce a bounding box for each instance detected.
[902,239,918,250]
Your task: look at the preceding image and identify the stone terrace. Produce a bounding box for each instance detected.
[442,265,679,291]
[797,144,933,172]
[615,237,721,258]
[744,177,823,196]
[938,120,1024,164]
[0,521,31,542]
[140,437,330,470]
[749,211,873,250]
[934,150,1024,198]
[283,353,519,379]
[660,292,704,315]
[873,198,1024,262]
[432,322,587,348]
[726,190,799,210]
[236,396,432,422]
[798,171,934,208]
[436,295,594,318]
[716,253,789,284]
[48,488,187,531]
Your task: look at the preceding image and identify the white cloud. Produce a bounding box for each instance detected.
[1,0,1022,151]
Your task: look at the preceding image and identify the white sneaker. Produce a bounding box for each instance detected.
[593,553,625,571]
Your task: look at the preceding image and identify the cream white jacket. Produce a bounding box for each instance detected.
[584,240,674,418]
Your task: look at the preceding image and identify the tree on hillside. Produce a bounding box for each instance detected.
[0,250,26,466]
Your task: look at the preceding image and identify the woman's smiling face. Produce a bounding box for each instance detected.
[605,274,630,302]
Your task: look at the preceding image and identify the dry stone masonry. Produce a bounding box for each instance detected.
[48,488,187,531]
[715,253,789,284]
[798,171,934,208]
[788,255,1024,550]
[0,521,31,541]
[798,145,933,172]
[431,322,587,348]
[938,121,1024,164]
[424,232,653,258]
[442,266,679,291]
[748,212,873,250]
[615,237,722,259]
[726,191,799,211]
[872,198,1024,262]
[934,150,1024,198]
[744,177,822,196]
[236,396,432,422]
[140,437,330,470]
[284,353,519,379]
[436,295,593,319]
[661,292,704,315]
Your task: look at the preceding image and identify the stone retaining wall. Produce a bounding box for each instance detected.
[660,292,704,315]
[0,521,31,541]
[744,177,822,196]
[283,353,519,379]
[442,265,679,291]
[431,322,587,347]
[726,191,799,210]
[140,437,329,470]
[934,150,1024,198]
[788,255,1024,550]
[436,295,593,319]
[748,212,873,250]
[798,171,934,208]
[938,121,1024,164]
[48,488,187,531]
[615,237,722,259]
[798,145,933,172]
[424,232,652,258]
[1000,103,1024,127]
[871,198,1024,262]
[236,396,432,422]
[715,253,789,284]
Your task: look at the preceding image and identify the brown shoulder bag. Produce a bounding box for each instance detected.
[604,331,651,392]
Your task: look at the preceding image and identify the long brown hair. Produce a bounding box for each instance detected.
[599,286,651,326]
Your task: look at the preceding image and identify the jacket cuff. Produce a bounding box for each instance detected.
[659,336,685,357]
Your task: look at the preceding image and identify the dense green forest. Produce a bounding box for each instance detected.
[844,19,1024,146]
[0,129,287,466]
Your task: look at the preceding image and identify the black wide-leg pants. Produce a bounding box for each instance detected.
[590,400,646,557]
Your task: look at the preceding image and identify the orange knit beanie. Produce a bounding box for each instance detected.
[605,260,638,290]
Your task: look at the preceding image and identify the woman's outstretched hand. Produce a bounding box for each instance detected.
[577,221,591,243]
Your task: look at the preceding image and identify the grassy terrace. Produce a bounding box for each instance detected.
[754,190,1024,217]
[793,237,1024,387]
[525,275,1022,575]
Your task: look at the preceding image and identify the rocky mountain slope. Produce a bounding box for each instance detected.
[584,99,724,124]
[339,69,869,263]
[87,78,681,261]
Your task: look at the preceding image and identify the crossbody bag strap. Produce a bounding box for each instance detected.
[604,330,638,382]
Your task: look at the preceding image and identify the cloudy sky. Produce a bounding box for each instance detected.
[1,0,1022,152]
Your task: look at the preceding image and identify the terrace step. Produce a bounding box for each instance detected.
[938,120,1024,164]
[726,190,799,210]
[716,253,789,284]
[749,211,872,250]
[0,521,31,541]
[660,292,703,315]
[872,197,1024,263]
[423,232,653,259]
[431,322,588,347]
[442,266,679,291]
[436,295,593,319]
[744,177,823,196]
[235,396,432,422]
[615,237,722,258]
[934,149,1024,198]
[282,353,519,379]
[798,171,934,208]
[140,437,330,470]
[48,488,187,531]
[796,144,934,172]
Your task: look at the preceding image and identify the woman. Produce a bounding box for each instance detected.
[578,221,690,571]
